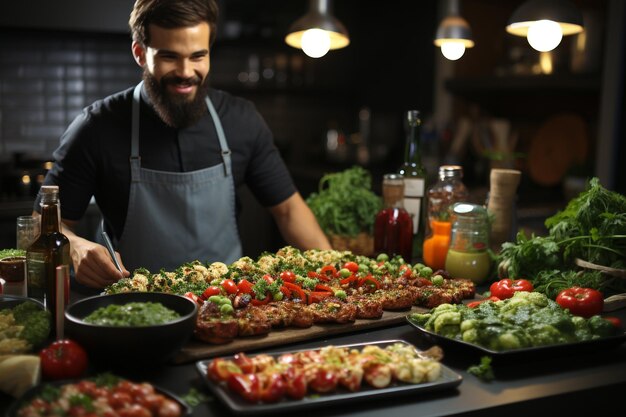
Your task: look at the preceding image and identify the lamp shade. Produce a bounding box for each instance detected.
[433,15,475,48]
[285,0,350,56]
[506,0,584,37]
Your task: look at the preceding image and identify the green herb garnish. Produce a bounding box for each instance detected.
[467,356,494,381]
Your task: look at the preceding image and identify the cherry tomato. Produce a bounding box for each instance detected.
[228,373,261,403]
[207,358,242,382]
[233,352,255,373]
[279,270,296,283]
[201,286,221,300]
[489,278,534,300]
[262,274,274,284]
[282,367,307,399]
[342,261,359,273]
[556,287,604,318]
[319,265,338,279]
[604,316,622,328]
[237,279,254,294]
[221,279,238,295]
[467,296,501,308]
[258,372,286,403]
[39,339,89,380]
[398,264,412,278]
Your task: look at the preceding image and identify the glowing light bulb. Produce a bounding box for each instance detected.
[527,20,563,52]
[440,41,466,61]
[301,28,331,58]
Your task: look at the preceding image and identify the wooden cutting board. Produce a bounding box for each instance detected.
[173,306,430,364]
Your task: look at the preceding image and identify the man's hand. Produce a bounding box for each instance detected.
[69,236,130,288]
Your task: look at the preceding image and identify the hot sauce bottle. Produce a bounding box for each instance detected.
[374,174,413,262]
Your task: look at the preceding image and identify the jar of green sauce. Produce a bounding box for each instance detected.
[444,203,492,284]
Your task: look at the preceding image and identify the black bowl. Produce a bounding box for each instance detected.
[64,292,197,367]
[0,294,51,352]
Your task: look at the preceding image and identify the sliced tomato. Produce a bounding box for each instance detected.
[232,353,255,374]
[262,274,274,284]
[227,373,260,403]
[221,279,238,295]
[207,358,242,382]
[309,291,333,304]
[282,367,307,399]
[314,284,333,293]
[283,282,306,302]
[237,279,254,294]
[320,265,338,279]
[251,295,271,306]
[398,264,412,278]
[307,271,320,279]
[358,274,381,290]
[258,372,286,403]
[279,285,292,299]
[183,291,203,306]
[340,274,357,286]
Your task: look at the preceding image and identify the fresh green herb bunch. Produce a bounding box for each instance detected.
[545,177,626,268]
[0,248,26,259]
[306,166,383,237]
[497,177,626,297]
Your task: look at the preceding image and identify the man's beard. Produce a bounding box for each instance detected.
[143,69,210,128]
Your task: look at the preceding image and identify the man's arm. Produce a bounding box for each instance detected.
[32,211,129,288]
[268,192,332,250]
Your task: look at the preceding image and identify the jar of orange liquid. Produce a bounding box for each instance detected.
[423,165,468,270]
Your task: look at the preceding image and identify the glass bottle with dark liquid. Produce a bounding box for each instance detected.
[398,110,427,262]
[26,185,70,337]
[374,174,413,262]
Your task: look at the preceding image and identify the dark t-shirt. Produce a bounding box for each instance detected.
[37,85,296,241]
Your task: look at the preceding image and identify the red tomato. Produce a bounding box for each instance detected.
[604,316,622,328]
[183,291,203,306]
[39,339,89,380]
[398,264,412,278]
[342,261,359,273]
[221,279,238,295]
[308,366,339,393]
[258,372,286,403]
[237,279,254,294]
[200,286,221,300]
[555,287,604,318]
[262,274,274,284]
[118,404,151,417]
[233,352,255,373]
[227,373,261,403]
[489,278,534,300]
[207,358,242,382]
[282,367,307,399]
[279,270,296,283]
[320,265,338,279]
[467,296,501,308]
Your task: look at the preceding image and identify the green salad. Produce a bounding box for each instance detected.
[409,292,618,351]
[83,302,180,326]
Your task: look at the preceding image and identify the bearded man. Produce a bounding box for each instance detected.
[34,0,331,289]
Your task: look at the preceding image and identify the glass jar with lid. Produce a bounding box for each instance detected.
[374,174,413,262]
[444,203,492,284]
[423,165,469,270]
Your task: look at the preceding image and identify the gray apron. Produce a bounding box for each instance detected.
[115,82,242,273]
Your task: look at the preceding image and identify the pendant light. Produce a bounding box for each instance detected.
[506,0,584,52]
[285,0,350,58]
[434,0,474,61]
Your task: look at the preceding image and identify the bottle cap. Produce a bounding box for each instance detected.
[406,110,421,124]
[39,185,59,194]
[439,165,463,179]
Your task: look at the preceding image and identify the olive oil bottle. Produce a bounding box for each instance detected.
[398,110,427,262]
[26,185,70,336]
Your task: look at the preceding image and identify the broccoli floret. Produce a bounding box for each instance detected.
[13,301,51,346]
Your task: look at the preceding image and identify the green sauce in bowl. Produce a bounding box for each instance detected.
[83,302,181,326]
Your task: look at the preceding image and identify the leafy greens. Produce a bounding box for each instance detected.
[305,166,382,237]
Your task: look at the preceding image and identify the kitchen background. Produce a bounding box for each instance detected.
[0,0,624,257]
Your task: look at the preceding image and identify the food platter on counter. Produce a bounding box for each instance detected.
[6,377,192,417]
[406,315,626,361]
[195,339,463,415]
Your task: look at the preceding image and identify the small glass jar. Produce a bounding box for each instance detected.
[423,165,469,270]
[444,203,492,284]
[374,174,413,262]
[17,215,40,250]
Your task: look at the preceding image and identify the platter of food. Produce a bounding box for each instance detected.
[103,247,477,363]
[196,339,462,415]
[406,291,626,360]
[6,374,192,417]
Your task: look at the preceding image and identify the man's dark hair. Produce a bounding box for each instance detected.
[129,0,219,46]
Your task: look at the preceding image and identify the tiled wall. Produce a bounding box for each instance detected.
[0,30,140,159]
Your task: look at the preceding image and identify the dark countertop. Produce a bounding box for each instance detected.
[2,300,625,417]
